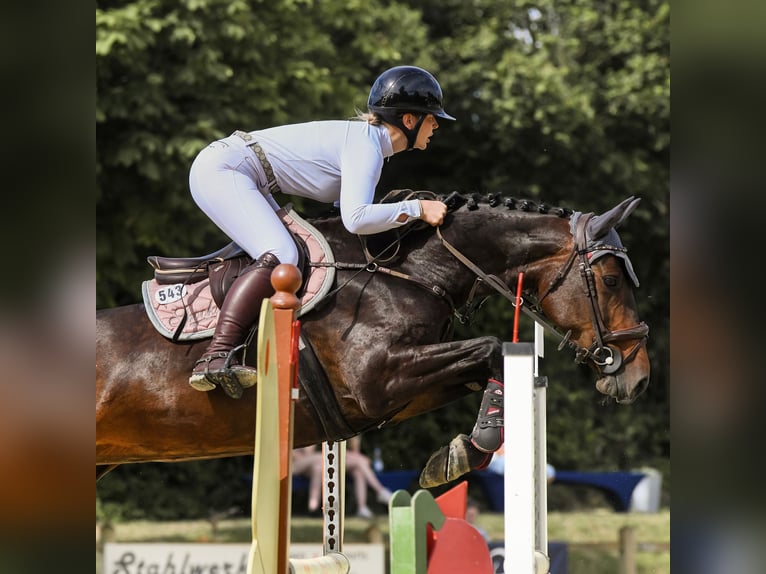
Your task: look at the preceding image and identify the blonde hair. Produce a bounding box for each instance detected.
[353,108,383,125]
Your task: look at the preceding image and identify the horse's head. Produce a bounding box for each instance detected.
[532,196,650,404]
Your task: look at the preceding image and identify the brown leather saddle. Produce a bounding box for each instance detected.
[147,231,310,309]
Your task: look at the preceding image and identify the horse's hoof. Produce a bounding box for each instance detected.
[189,373,216,392]
[419,434,473,488]
[231,365,258,389]
[419,444,449,488]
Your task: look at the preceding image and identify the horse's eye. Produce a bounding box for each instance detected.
[603,276,618,287]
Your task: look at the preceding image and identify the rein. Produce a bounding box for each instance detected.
[311,190,458,309]
[435,219,649,374]
[434,227,566,342]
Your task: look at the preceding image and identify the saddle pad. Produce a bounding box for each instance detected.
[142,279,218,340]
[142,207,336,341]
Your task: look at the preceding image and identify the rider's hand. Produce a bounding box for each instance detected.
[419,200,447,226]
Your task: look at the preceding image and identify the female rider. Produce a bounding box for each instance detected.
[188,65,454,398]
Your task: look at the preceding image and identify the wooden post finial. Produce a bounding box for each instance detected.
[270,263,302,310]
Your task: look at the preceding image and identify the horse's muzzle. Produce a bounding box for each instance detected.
[596,373,649,404]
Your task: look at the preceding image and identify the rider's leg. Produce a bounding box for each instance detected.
[188,137,298,399]
[189,252,279,398]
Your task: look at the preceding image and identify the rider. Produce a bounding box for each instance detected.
[188,65,454,398]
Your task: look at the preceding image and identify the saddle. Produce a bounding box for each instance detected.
[142,206,336,341]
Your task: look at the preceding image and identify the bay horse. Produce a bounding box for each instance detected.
[96,193,650,488]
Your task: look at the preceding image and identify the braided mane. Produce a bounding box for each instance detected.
[444,191,573,218]
[315,189,573,220]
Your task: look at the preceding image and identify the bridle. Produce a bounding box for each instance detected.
[435,212,649,375]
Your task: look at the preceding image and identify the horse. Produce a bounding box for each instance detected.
[96,193,650,488]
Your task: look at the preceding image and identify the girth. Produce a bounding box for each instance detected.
[297,335,355,441]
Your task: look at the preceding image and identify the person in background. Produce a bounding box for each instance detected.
[346,435,392,518]
[291,445,324,514]
[292,437,392,518]
[465,497,490,544]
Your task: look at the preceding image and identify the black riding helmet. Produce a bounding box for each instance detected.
[367,65,455,150]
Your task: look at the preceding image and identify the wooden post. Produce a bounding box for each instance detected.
[619,526,636,574]
[249,264,351,574]
[249,264,301,574]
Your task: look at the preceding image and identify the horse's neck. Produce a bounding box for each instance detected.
[308,211,571,298]
[430,211,571,292]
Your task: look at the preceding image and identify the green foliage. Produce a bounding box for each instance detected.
[97,0,669,518]
[97,458,255,520]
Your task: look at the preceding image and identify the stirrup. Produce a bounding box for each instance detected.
[207,368,244,400]
[188,352,229,392]
[223,343,258,389]
[231,364,258,389]
[226,344,258,389]
[189,346,252,399]
[197,352,244,399]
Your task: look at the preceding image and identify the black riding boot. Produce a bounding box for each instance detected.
[189,253,279,398]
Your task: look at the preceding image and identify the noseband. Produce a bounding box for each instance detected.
[436,214,649,375]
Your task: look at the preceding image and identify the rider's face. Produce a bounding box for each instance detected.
[412,114,438,150]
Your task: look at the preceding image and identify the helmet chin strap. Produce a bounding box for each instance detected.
[392,114,426,150]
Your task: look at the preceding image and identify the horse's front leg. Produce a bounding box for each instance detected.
[351,336,506,489]
[416,377,505,488]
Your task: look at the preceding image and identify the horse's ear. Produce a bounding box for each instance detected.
[588,196,641,239]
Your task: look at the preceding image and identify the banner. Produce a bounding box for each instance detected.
[102,542,385,574]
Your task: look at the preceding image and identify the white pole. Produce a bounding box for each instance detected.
[504,342,536,573]
[534,323,548,557]
[504,336,551,574]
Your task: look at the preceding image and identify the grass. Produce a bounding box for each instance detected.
[97,508,669,574]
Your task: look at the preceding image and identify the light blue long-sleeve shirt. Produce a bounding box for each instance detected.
[251,120,422,234]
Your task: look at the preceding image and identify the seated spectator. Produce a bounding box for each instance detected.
[346,435,392,518]
[291,445,323,514]
[291,437,392,518]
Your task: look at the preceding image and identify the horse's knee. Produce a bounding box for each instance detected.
[483,336,504,371]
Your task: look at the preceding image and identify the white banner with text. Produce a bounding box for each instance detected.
[102,542,385,574]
